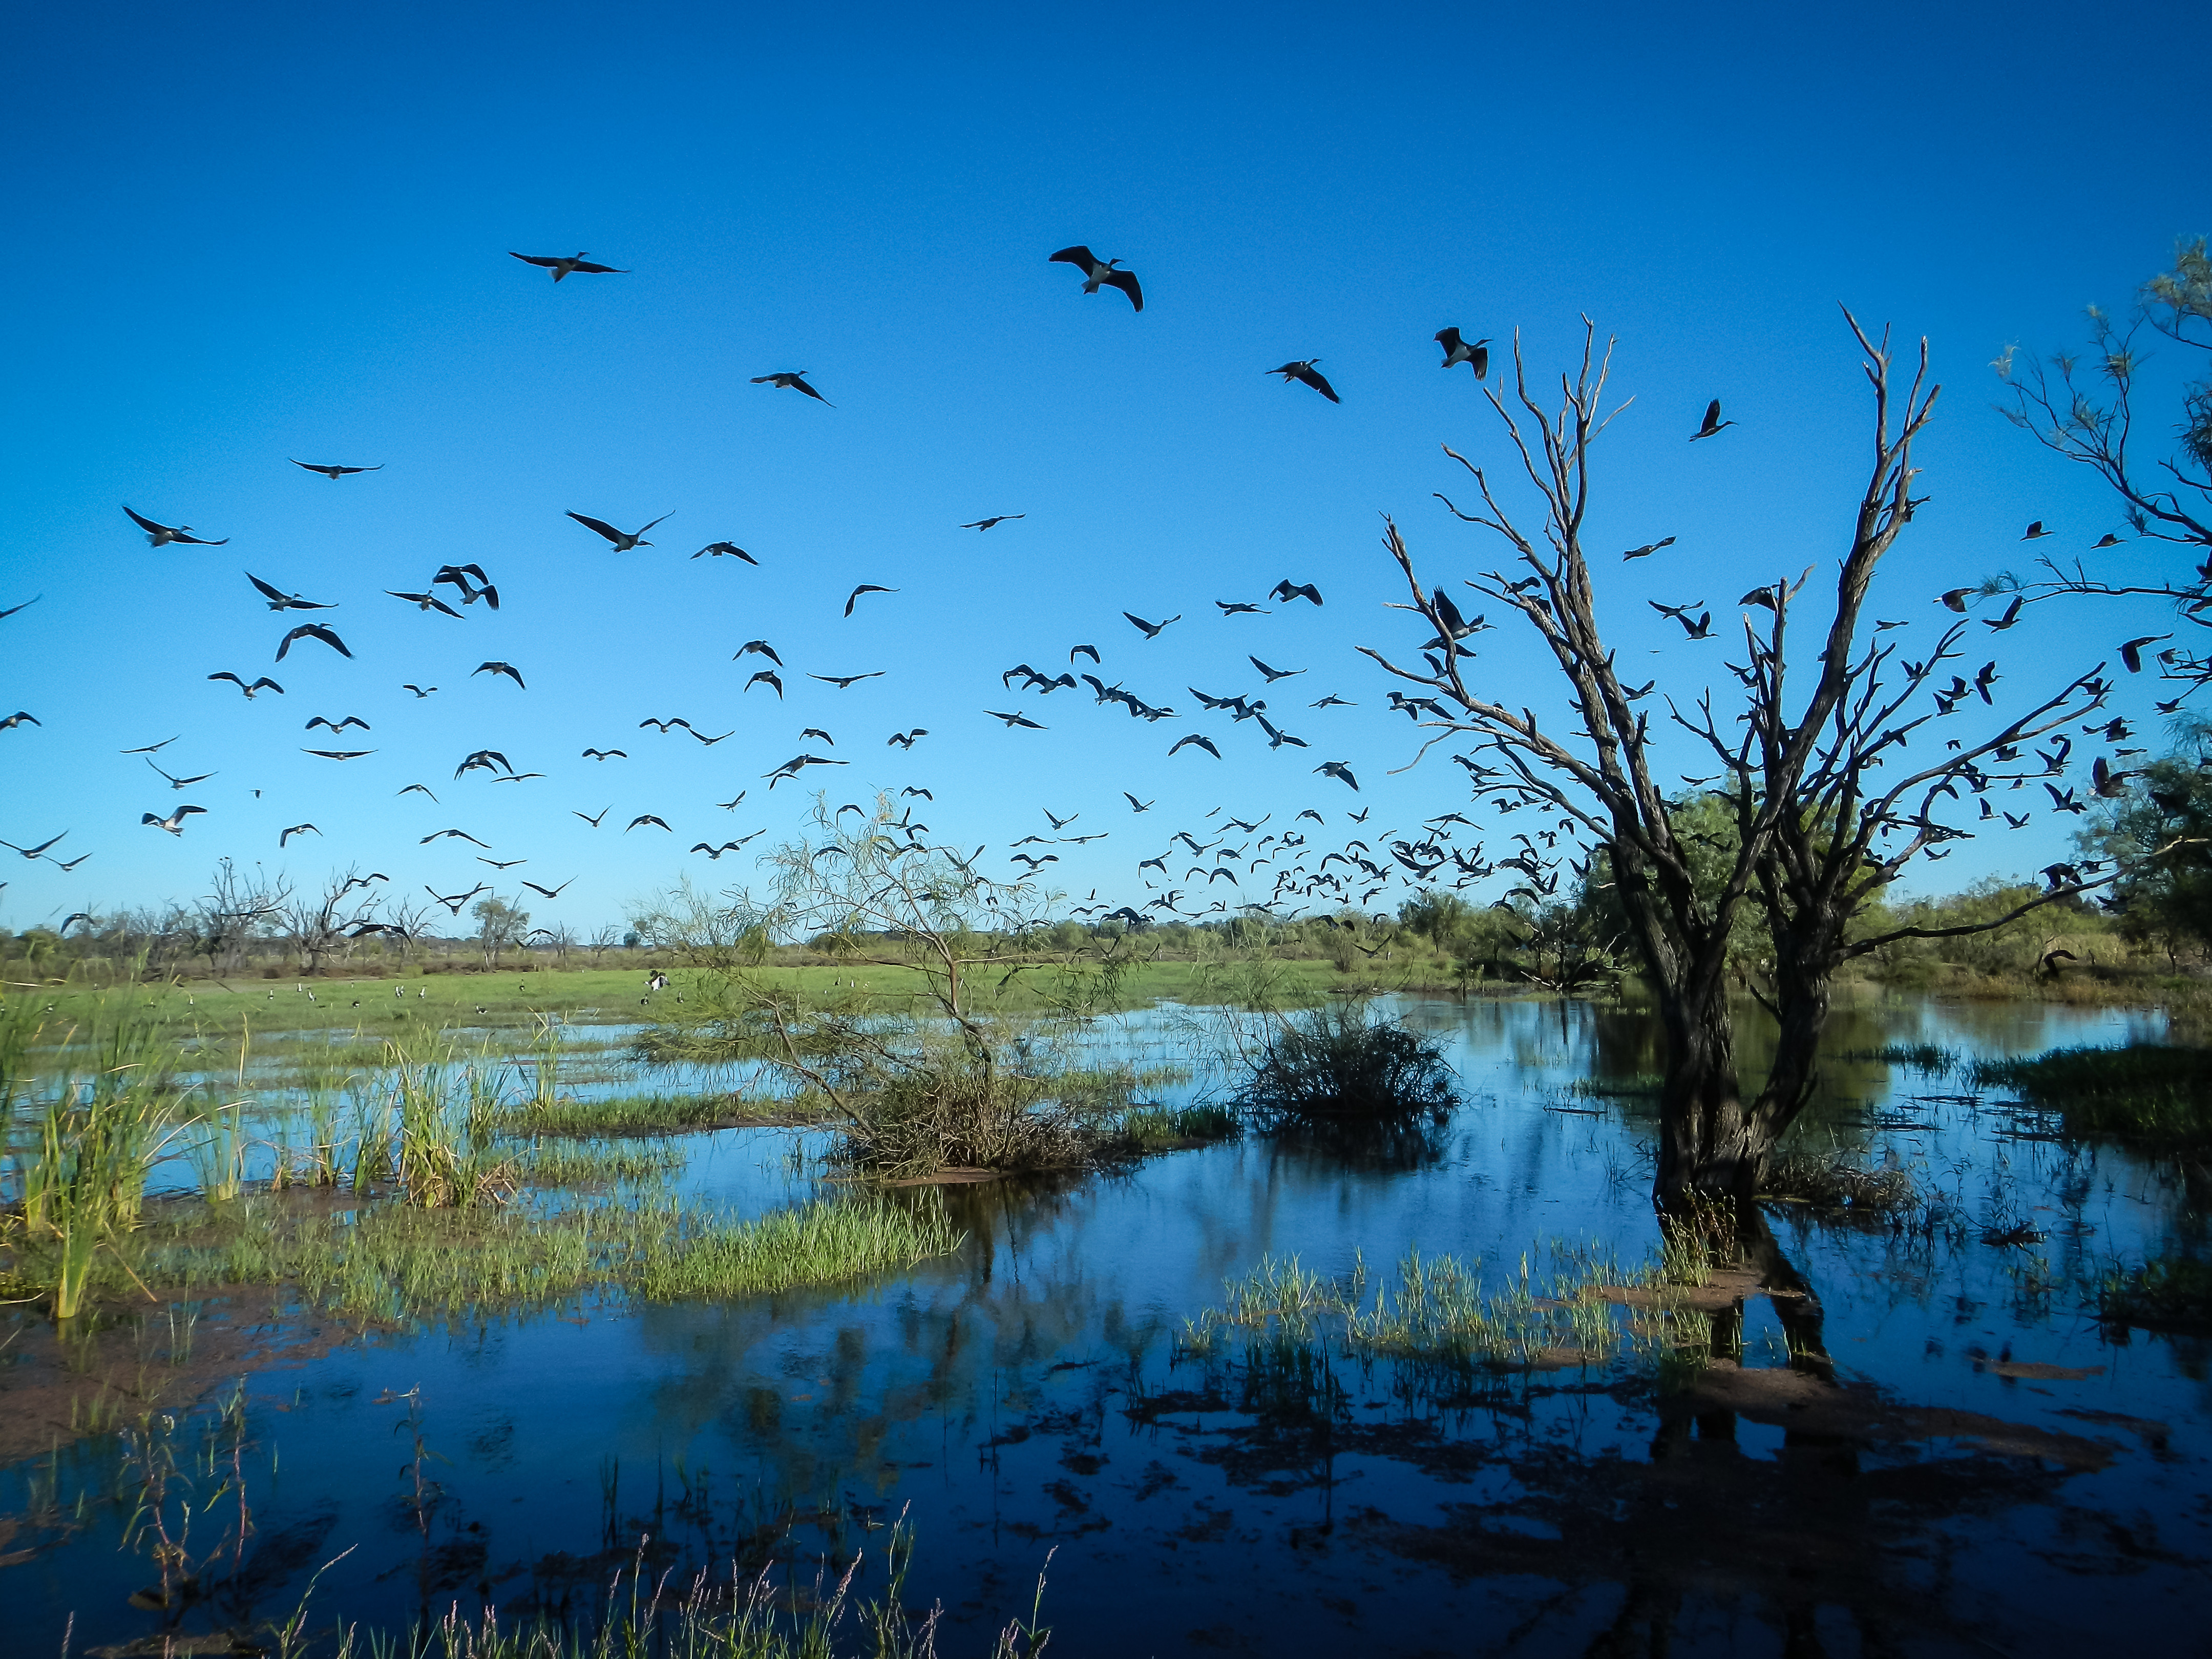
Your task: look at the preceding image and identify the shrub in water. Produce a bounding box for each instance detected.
[1234,1004,1456,1125]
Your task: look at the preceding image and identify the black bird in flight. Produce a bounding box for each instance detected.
[736,640,783,665]
[125,506,227,547]
[844,584,897,617]
[403,683,438,698]
[887,729,928,748]
[568,511,671,552]
[1621,537,1677,562]
[248,573,336,611]
[752,371,831,404]
[1124,612,1181,639]
[1217,600,1268,616]
[389,587,462,617]
[582,748,626,761]
[305,715,369,734]
[694,542,757,563]
[142,805,207,835]
[422,828,490,847]
[1048,246,1143,311]
[986,709,1046,729]
[765,754,846,787]
[1,711,40,731]
[1,595,40,620]
[1310,693,1354,708]
[454,748,513,778]
[1125,793,1153,812]
[279,824,319,846]
[810,670,887,688]
[1169,733,1220,759]
[1249,656,1303,683]
[1316,761,1359,790]
[208,673,283,698]
[1070,644,1101,663]
[574,806,610,827]
[302,747,373,760]
[477,856,526,868]
[510,250,627,280]
[289,459,382,479]
[146,758,213,788]
[961,515,1026,531]
[521,878,574,898]
[1,832,68,859]
[2022,520,2051,540]
[1270,580,1323,606]
[1936,587,1976,613]
[2119,634,2172,673]
[1690,400,1735,441]
[426,883,490,915]
[433,563,500,608]
[1435,328,1489,377]
[1267,360,1339,403]
[397,783,438,802]
[474,661,525,688]
[745,670,784,698]
[276,623,351,661]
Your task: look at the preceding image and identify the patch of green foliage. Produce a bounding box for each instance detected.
[506,1090,806,1137]
[2099,1256,2212,1332]
[1111,1100,1241,1151]
[1970,1043,2212,1145]
[1233,1004,1457,1125]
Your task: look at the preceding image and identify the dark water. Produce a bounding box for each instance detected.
[6,995,2208,1656]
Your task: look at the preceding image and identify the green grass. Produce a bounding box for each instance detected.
[505,1089,816,1137]
[2099,1256,2212,1332]
[1839,1042,1962,1074]
[1112,1100,1241,1151]
[121,1190,962,1324]
[1969,1043,2212,1146]
[513,1142,686,1186]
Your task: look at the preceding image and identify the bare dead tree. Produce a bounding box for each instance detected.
[2001,239,2212,682]
[194,859,293,978]
[1362,314,2121,1213]
[282,867,385,976]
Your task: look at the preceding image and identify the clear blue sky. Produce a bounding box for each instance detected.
[3,0,2205,934]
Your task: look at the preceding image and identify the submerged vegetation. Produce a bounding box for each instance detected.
[2099,1256,2212,1332]
[1231,1003,1457,1126]
[1970,1042,2212,1146]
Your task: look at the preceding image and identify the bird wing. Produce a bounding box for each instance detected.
[510,252,562,268]
[1048,246,1097,270]
[122,505,170,535]
[1295,365,1340,402]
[571,259,626,275]
[247,572,287,603]
[566,511,624,543]
[1100,268,1143,310]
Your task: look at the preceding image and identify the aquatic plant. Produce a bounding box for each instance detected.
[637,1194,962,1302]
[1969,1042,2212,1146]
[1759,1149,1920,1214]
[2098,1256,2212,1332]
[1232,1003,1456,1125]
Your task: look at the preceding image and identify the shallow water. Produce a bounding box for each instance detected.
[6,994,2207,1656]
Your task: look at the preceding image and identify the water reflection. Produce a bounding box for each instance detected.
[4,993,2205,1655]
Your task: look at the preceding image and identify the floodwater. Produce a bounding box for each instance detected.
[5,994,2207,1656]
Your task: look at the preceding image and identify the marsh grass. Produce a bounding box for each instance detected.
[1969,1043,2212,1145]
[514,1142,685,1187]
[1840,1042,1963,1075]
[1759,1149,1921,1214]
[637,1195,961,1301]
[1110,1100,1240,1152]
[2098,1256,2212,1332]
[509,1089,804,1137]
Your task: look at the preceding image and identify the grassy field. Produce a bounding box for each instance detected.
[3,958,1398,1043]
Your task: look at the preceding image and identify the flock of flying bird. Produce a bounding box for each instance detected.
[0,240,2168,939]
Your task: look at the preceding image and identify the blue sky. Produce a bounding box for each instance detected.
[2,0,2206,934]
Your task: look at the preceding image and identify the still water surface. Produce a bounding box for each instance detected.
[6,994,2206,1656]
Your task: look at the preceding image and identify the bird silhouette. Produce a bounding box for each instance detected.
[1269,580,1323,606]
[1690,400,1735,440]
[986,709,1046,729]
[745,670,784,698]
[276,623,350,661]
[248,573,335,611]
[844,585,897,617]
[1267,360,1339,402]
[1315,761,1359,790]
[510,250,627,280]
[124,506,227,546]
[1124,612,1181,639]
[473,661,526,688]
[142,805,207,835]
[693,542,757,563]
[960,515,1026,531]
[1169,733,1221,759]
[279,824,319,846]
[1048,246,1143,310]
[289,459,382,478]
[1435,327,1490,377]
[810,670,887,688]
[752,371,832,404]
[208,673,283,698]
[626,815,672,832]
[568,511,670,552]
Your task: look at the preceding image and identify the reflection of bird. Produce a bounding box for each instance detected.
[124,506,227,546]
[142,805,208,835]
[289,459,382,478]
[752,370,832,404]
[567,511,670,552]
[1434,328,1489,376]
[509,250,627,280]
[1048,246,1143,310]
[1266,359,1339,403]
[276,623,351,661]
[1690,400,1735,441]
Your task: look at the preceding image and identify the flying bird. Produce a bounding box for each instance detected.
[208,673,283,698]
[432,564,500,608]
[279,824,320,847]
[521,878,574,898]
[810,670,887,688]
[1266,360,1339,403]
[142,805,207,835]
[1621,537,1677,561]
[276,623,351,661]
[1435,328,1489,376]
[1070,644,1101,663]
[509,250,627,280]
[124,506,227,547]
[573,806,610,827]
[1,832,68,859]
[422,828,490,847]
[844,584,897,617]
[751,371,832,404]
[693,541,757,563]
[388,587,461,617]
[248,573,336,611]
[1315,761,1359,790]
[1048,246,1143,310]
[960,515,1026,531]
[986,709,1046,729]
[301,748,373,760]
[887,728,928,747]
[425,883,490,915]
[1690,400,1735,441]
[454,748,513,778]
[146,758,214,788]
[2021,520,2051,540]
[474,661,526,688]
[1124,793,1153,812]
[1,595,43,620]
[2119,635,2172,674]
[745,670,784,698]
[1216,601,1268,616]
[567,511,670,552]
[1269,580,1323,606]
[305,715,369,733]
[2092,532,2123,549]
[581,747,626,761]
[735,640,783,665]
[289,459,382,479]
[403,684,438,698]
[1249,656,1304,683]
[397,784,438,801]
[1169,733,1220,759]
[1,711,40,731]
[1124,612,1181,639]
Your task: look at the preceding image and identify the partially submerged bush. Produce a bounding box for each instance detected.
[2099,1256,2212,1332]
[1759,1150,1920,1214]
[1233,1004,1456,1126]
